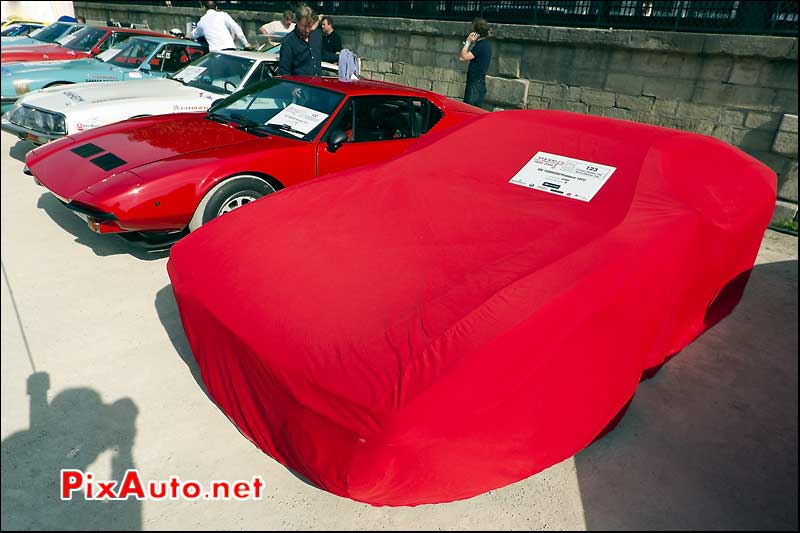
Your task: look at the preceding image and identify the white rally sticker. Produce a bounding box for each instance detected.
[173,65,207,82]
[96,48,122,62]
[266,103,328,137]
[509,151,616,202]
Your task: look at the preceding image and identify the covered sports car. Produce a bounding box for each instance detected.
[167,110,777,506]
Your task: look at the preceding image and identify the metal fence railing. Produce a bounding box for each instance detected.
[108,1,799,36]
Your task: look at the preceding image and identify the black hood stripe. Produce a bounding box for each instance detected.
[90,153,127,171]
[71,143,104,158]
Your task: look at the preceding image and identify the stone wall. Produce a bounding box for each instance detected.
[75,2,798,227]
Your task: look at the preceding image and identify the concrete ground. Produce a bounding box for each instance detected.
[1,129,797,530]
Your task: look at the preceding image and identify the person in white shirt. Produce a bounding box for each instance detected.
[192,0,252,52]
[259,10,294,37]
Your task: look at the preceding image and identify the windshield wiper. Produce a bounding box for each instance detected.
[229,113,260,127]
[264,123,306,136]
[207,111,233,125]
[208,112,269,135]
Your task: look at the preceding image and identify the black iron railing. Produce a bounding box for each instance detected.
[109,1,799,36]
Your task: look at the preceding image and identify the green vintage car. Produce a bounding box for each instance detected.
[1,36,207,113]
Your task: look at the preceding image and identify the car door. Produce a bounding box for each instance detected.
[316,96,419,176]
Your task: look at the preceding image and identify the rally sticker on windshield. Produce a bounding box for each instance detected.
[266,104,328,138]
[174,66,207,82]
[509,152,616,202]
[96,48,122,62]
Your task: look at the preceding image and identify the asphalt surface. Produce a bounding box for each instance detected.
[1,129,797,530]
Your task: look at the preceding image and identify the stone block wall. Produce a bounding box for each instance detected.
[75,2,798,227]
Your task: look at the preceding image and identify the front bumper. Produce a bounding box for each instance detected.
[55,195,185,247]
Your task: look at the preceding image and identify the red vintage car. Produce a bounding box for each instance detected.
[25,76,486,245]
[1,25,174,63]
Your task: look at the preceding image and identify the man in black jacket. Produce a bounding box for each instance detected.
[320,16,342,63]
[277,5,322,76]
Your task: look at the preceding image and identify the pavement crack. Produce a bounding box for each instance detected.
[1,259,37,373]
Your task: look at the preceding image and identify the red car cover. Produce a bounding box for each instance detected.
[167,110,776,506]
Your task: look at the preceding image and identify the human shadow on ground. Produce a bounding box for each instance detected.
[1,371,142,531]
[575,259,798,530]
[37,193,170,261]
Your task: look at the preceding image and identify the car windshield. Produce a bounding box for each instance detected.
[171,52,255,95]
[264,43,281,54]
[28,22,74,43]
[52,25,83,45]
[1,25,21,36]
[1,24,32,36]
[61,27,106,51]
[210,78,344,141]
[96,38,159,69]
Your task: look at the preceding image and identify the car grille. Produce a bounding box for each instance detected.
[8,104,67,135]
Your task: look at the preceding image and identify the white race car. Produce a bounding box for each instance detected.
[1,50,340,144]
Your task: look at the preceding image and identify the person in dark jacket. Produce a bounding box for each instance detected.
[276,4,322,76]
[320,16,342,63]
[458,17,492,107]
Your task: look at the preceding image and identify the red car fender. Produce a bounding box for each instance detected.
[85,143,313,232]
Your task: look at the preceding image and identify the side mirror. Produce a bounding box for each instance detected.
[90,47,100,55]
[210,98,225,109]
[140,62,151,71]
[327,129,348,153]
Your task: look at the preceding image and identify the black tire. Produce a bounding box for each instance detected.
[201,177,274,225]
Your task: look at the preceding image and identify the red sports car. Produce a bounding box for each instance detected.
[1,25,175,63]
[25,77,486,245]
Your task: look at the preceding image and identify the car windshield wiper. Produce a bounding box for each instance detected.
[208,112,270,136]
[264,123,307,136]
[228,113,259,127]
[207,111,234,125]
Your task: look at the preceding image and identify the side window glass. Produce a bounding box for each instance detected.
[411,99,444,135]
[242,62,272,89]
[149,45,167,70]
[186,47,205,62]
[326,99,354,141]
[96,34,111,51]
[351,97,413,143]
[160,45,190,73]
[101,32,131,52]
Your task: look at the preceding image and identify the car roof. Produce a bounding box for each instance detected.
[284,76,440,98]
[86,25,174,38]
[218,50,278,61]
[127,35,202,46]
